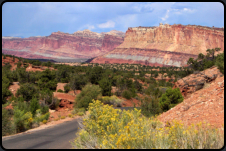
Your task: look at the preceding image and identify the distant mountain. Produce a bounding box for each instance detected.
[91,23,224,67]
[2,30,125,60]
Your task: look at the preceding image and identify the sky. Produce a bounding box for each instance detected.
[2,2,224,38]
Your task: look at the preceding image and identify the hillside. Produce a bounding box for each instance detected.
[158,66,224,128]
[92,24,224,67]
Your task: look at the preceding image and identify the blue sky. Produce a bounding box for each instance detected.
[2,2,224,38]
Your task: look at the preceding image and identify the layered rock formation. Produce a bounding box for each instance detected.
[92,24,224,67]
[173,66,223,97]
[2,30,125,60]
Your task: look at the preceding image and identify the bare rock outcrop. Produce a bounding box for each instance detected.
[92,24,224,67]
[173,66,223,97]
[158,71,224,128]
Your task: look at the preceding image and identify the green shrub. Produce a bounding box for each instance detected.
[100,95,123,107]
[49,97,60,110]
[37,112,50,123]
[98,78,112,96]
[15,100,30,113]
[2,108,16,136]
[2,76,13,104]
[215,52,224,74]
[13,107,33,133]
[64,84,70,93]
[57,89,64,93]
[24,64,29,68]
[159,88,183,112]
[122,90,132,100]
[30,97,41,117]
[74,83,102,110]
[134,80,143,92]
[77,112,84,116]
[17,62,22,68]
[140,96,162,117]
[16,83,39,101]
[40,105,49,114]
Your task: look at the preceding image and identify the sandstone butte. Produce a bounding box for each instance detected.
[91,23,224,67]
[2,29,125,60]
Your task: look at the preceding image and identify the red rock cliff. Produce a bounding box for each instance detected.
[92,24,224,67]
[2,30,124,60]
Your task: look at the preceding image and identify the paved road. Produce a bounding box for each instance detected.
[2,117,83,149]
[2,107,139,149]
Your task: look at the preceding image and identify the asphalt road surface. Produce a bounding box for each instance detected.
[2,107,139,149]
[2,117,82,149]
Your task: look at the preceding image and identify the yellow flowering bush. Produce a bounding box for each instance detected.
[61,116,66,119]
[71,100,224,149]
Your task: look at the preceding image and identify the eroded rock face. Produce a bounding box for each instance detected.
[2,30,125,60]
[173,66,223,97]
[92,24,224,67]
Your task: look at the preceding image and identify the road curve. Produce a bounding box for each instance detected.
[2,117,83,149]
[2,107,139,149]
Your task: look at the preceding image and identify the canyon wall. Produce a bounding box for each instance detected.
[92,24,224,67]
[2,30,125,60]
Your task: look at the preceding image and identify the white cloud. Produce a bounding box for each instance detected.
[98,20,115,28]
[87,25,95,30]
[183,7,195,13]
[161,9,170,21]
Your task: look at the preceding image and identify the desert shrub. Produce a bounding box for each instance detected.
[61,116,66,119]
[57,89,64,93]
[98,78,112,96]
[2,108,16,136]
[74,83,102,110]
[34,110,50,124]
[15,100,30,113]
[134,80,143,93]
[159,88,183,112]
[140,96,162,117]
[71,100,224,149]
[40,105,49,114]
[24,64,29,68]
[49,97,60,110]
[69,74,88,93]
[158,79,166,87]
[144,83,156,96]
[42,120,47,124]
[122,90,132,100]
[2,76,13,104]
[77,112,84,116]
[215,52,224,74]
[40,88,53,105]
[68,114,73,118]
[71,108,79,115]
[166,81,173,87]
[100,95,123,107]
[64,84,70,93]
[16,83,39,101]
[17,67,29,84]
[29,97,41,117]
[17,62,22,68]
[13,107,33,133]
[54,118,59,121]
